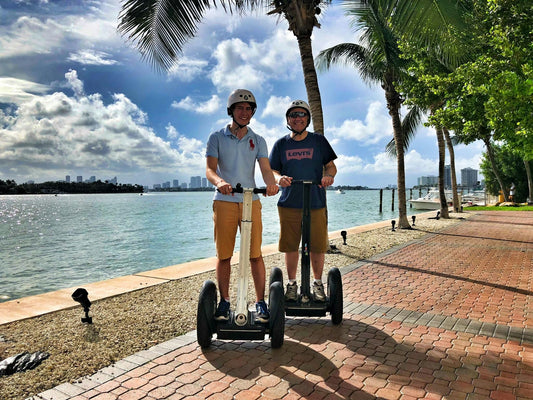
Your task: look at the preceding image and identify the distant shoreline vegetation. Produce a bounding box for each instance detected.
[0,179,143,195]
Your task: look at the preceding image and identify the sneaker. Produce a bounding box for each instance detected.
[312,281,326,302]
[214,300,230,321]
[285,282,298,302]
[255,300,270,323]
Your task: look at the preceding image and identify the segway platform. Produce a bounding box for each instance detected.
[216,312,267,340]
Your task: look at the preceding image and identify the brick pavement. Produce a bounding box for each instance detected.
[33,211,533,400]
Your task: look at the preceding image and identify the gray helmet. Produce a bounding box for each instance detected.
[227,89,257,116]
[286,99,311,118]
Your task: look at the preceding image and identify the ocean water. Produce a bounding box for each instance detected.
[0,190,424,302]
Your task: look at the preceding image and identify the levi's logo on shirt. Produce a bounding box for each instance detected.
[286,148,313,160]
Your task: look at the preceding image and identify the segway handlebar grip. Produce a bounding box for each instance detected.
[290,180,320,186]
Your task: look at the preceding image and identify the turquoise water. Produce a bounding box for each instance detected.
[0,190,423,302]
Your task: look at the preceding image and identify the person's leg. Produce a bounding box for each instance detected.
[278,206,302,301]
[310,252,325,280]
[285,252,299,281]
[310,208,328,302]
[250,256,266,302]
[213,201,238,301]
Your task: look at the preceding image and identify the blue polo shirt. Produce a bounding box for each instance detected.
[206,125,269,203]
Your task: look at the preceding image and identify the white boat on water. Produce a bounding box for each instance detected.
[462,190,486,206]
[409,189,452,210]
[335,189,346,194]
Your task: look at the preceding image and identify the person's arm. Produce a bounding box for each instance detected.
[258,158,279,196]
[206,156,232,195]
[321,160,337,187]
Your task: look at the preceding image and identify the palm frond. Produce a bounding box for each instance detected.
[118,0,264,71]
[386,105,424,156]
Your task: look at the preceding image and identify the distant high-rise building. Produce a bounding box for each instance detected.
[461,168,478,189]
[108,176,117,184]
[444,165,452,189]
[162,181,170,188]
[202,177,207,188]
[172,179,179,188]
[417,176,438,186]
[77,176,83,183]
[65,175,70,183]
[87,176,96,183]
[190,176,202,188]
[180,183,188,189]
[153,183,161,190]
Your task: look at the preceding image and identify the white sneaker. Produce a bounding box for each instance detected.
[312,282,326,302]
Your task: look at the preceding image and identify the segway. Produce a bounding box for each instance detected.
[272,180,343,325]
[197,184,285,349]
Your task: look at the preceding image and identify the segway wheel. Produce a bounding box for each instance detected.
[197,280,217,348]
[327,268,343,325]
[269,267,284,287]
[268,281,285,348]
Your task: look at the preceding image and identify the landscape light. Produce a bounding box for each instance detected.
[412,215,416,226]
[391,220,396,232]
[72,288,93,324]
[340,230,347,245]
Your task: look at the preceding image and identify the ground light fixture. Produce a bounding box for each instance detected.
[72,288,93,324]
[341,230,347,245]
[412,215,416,226]
[391,220,396,231]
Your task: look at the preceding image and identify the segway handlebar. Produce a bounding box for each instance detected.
[216,183,268,195]
[230,183,267,195]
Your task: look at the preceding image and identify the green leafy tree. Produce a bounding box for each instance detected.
[118,0,332,134]
[480,143,528,203]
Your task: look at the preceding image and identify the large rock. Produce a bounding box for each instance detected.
[0,351,50,376]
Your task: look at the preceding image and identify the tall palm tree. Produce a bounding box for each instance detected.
[316,0,412,228]
[118,0,331,134]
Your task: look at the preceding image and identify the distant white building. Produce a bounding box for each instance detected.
[417,176,438,186]
[172,179,179,188]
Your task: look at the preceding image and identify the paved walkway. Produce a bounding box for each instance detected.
[33,211,533,400]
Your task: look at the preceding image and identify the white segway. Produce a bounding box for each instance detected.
[197,184,285,348]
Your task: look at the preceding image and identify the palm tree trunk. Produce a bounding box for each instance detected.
[483,136,508,201]
[443,127,461,212]
[436,126,450,218]
[295,34,324,135]
[386,88,410,228]
[524,158,533,204]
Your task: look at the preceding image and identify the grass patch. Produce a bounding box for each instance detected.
[466,205,533,211]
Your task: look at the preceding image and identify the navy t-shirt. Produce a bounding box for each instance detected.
[269,132,337,209]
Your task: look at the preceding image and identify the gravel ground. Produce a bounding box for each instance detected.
[0,213,469,399]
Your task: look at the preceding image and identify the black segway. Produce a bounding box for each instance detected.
[273,180,343,325]
[197,184,285,349]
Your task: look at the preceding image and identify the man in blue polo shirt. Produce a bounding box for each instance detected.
[206,89,278,323]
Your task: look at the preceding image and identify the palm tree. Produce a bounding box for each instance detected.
[118,0,331,134]
[315,0,413,228]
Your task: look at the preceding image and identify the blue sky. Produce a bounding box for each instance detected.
[0,0,484,188]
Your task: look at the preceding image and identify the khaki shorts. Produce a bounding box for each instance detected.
[213,200,263,260]
[278,206,328,253]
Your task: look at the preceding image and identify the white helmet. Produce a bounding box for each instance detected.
[286,100,311,118]
[227,89,257,116]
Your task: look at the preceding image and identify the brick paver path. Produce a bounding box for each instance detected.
[35,211,533,400]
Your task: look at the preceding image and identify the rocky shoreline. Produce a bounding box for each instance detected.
[0,213,469,399]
